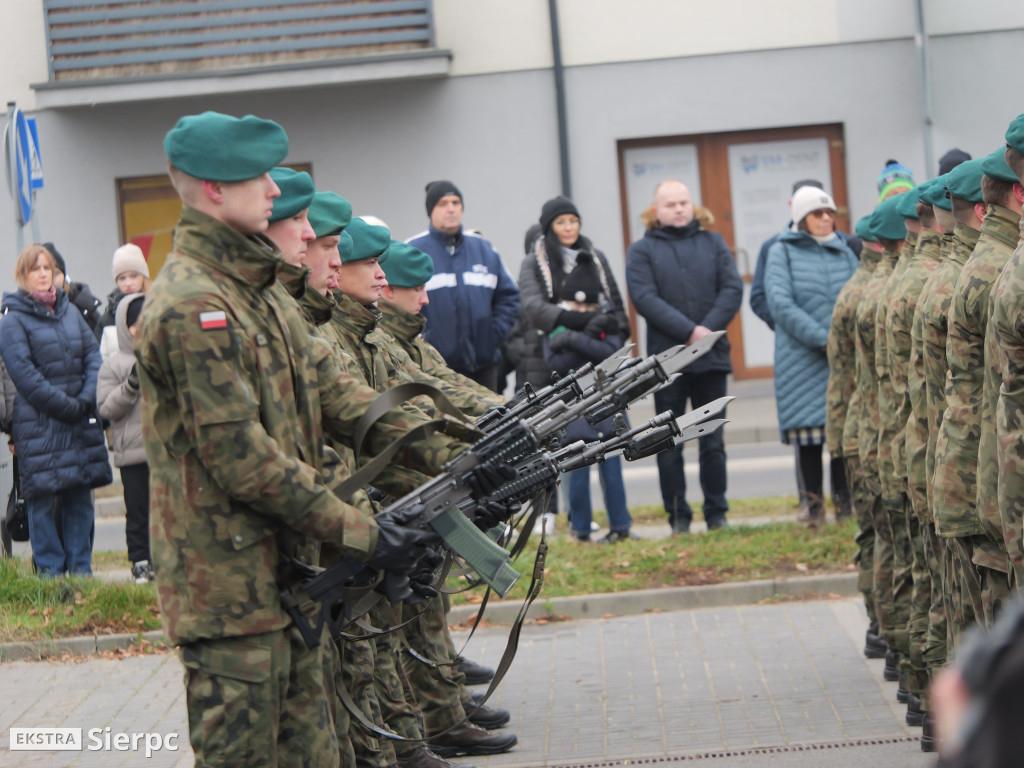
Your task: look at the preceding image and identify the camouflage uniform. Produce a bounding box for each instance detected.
[874,237,915,666]
[138,208,464,767]
[328,290,481,739]
[936,206,1019,631]
[886,229,942,697]
[992,214,1024,596]
[855,244,899,646]
[378,297,505,412]
[916,229,970,652]
[828,247,880,623]
[975,209,1022,619]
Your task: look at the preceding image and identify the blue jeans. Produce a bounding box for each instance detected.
[26,487,94,577]
[652,371,729,530]
[567,456,631,538]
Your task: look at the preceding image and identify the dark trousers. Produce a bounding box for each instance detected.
[795,445,848,517]
[464,364,504,394]
[120,463,150,563]
[653,371,728,529]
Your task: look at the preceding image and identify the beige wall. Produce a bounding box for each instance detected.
[0,0,49,111]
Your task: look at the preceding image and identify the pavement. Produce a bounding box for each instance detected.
[0,592,933,768]
[4,378,933,767]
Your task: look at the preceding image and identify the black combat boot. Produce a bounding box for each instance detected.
[457,657,494,686]
[428,723,517,758]
[396,745,476,768]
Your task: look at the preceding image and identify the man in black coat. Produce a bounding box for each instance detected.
[626,179,743,533]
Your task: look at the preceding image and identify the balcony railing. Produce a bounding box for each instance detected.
[42,0,437,82]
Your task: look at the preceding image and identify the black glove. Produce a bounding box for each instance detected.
[559,310,595,331]
[474,499,521,531]
[548,329,577,352]
[583,313,612,339]
[381,545,443,604]
[463,463,516,500]
[368,504,440,573]
[126,363,140,392]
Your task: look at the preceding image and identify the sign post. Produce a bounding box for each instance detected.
[5,101,44,251]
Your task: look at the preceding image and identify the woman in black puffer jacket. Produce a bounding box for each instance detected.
[517,197,631,540]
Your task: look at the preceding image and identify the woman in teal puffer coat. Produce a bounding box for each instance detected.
[766,187,858,526]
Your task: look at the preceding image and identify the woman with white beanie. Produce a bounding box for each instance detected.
[765,186,858,527]
[94,243,150,360]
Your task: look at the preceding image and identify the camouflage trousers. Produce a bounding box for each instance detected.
[883,494,912,665]
[870,489,897,646]
[180,625,341,768]
[845,455,876,625]
[944,536,981,654]
[920,522,947,705]
[402,595,469,734]
[969,535,1013,629]
[340,636,395,768]
[369,602,425,757]
[905,508,929,697]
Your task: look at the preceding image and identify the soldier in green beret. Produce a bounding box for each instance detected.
[991,115,1024,593]
[832,216,885,659]
[137,112,493,768]
[328,215,519,761]
[936,151,1020,638]
[854,194,905,687]
[379,241,505,410]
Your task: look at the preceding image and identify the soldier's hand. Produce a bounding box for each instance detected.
[369,504,439,573]
[474,499,521,531]
[464,463,516,500]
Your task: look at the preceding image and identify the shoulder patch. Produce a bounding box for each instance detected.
[199,310,228,330]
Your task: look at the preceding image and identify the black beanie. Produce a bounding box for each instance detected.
[559,261,602,305]
[939,148,972,175]
[425,180,463,215]
[125,295,145,328]
[539,196,580,233]
[43,242,66,276]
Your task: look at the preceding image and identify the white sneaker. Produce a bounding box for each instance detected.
[532,512,557,536]
[590,521,600,532]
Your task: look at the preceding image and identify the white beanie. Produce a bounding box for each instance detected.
[111,243,150,280]
[790,186,836,228]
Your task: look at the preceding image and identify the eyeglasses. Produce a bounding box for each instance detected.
[809,209,836,218]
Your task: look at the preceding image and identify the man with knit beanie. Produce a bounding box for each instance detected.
[406,181,520,393]
[95,243,150,359]
[44,242,103,332]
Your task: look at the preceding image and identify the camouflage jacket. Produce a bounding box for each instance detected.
[855,246,899,488]
[887,230,943,483]
[974,210,1022,570]
[829,248,880,456]
[378,298,505,414]
[991,214,1024,578]
[934,206,1018,539]
[137,207,458,644]
[874,240,915,499]
[906,230,948,521]
[916,230,966,518]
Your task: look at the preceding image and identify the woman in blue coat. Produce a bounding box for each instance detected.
[0,244,111,576]
[765,187,858,527]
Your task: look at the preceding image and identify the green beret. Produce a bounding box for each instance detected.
[344,218,391,264]
[982,145,1019,185]
[1005,112,1024,155]
[919,173,952,211]
[945,157,986,203]
[164,111,288,182]
[383,241,434,288]
[307,192,353,238]
[893,186,921,220]
[868,194,907,241]
[337,230,354,262]
[269,168,315,222]
[854,214,877,242]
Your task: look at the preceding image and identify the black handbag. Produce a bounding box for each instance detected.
[5,459,29,543]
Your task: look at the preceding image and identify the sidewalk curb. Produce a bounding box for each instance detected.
[447,572,858,625]
[0,573,857,662]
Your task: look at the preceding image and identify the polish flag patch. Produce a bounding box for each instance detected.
[199,311,228,330]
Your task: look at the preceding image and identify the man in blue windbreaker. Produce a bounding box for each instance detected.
[406,181,520,393]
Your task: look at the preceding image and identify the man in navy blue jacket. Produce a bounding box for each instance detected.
[626,179,743,533]
[407,181,520,393]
